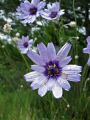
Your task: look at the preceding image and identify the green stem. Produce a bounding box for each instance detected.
[73,0,79,64]
[80,64,89,93]
[21,53,30,71]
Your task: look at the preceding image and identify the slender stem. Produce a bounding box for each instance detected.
[21,53,30,71]
[80,64,89,93]
[73,0,79,64]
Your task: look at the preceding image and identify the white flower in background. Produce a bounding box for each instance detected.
[16,32,20,37]
[68,21,76,27]
[13,37,19,42]
[3,23,12,33]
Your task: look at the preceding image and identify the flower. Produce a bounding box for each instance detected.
[83,36,90,66]
[3,23,12,33]
[41,2,64,20]
[17,36,33,54]
[68,21,76,27]
[24,42,82,98]
[16,0,46,24]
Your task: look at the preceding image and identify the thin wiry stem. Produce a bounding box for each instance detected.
[72,0,79,64]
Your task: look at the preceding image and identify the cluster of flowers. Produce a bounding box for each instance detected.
[16,0,64,23]
[16,0,90,99]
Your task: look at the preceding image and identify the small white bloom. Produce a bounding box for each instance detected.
[75,55,79,59]
[16,32,20,37]
[68,21,76,27]
[3,23,12,33]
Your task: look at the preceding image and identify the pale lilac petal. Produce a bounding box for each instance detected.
[31,65,45,73]
[58,10,64,16]
[51,2,60,11]
[86,36,90,44]
[24,71,40,82]
[57,43,71,60]
[46,79,56,90]
[37,43,49,62]
[38,85,47,97]
[47,43,56,60]
[27,51,45,65]
[62,65,82,74]
[22,16,36,23]
[52,83,63,99]
[37,2,46,10]
[87,58,90,66]
[31,75,47,90]
[47,3,52,10]
[20,48,28,54]
[83,47,90,54]
[67,74,81,82]
[60,56,72,67]
[57,77,71,91]
[40,11,52,20]
[31,0,40,5]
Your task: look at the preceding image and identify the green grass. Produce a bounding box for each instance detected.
[0,41,90,120]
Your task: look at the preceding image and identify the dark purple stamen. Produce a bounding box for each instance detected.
[44,61,62,79]
[23,42,28,48]
[50,11,57,18]
[29,7,37,15]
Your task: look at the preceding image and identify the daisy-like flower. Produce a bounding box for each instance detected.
[16,0,46,24]
[17,36,33,54]
[83,36,90,66]
[24,42,82,98]
[41,2,64,20]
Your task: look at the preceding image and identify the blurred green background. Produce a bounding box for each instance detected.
[0,0,90,120]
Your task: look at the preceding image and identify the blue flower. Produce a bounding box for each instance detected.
[41,2,64,20]
[17,36,33,54]
[16,0,46,24]
[83,36,90,66]
[24,42,82,98]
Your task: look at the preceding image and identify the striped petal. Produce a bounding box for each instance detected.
[47,43,56,61]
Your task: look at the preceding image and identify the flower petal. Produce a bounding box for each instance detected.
[51,2,60,11]
[62,65,82,74]
[37,43,49,62]
[31,65,45,73]
[31,75,47,90]
[46,79,56,90]
[27,50,45,65]
[57,77,71,91]
[60,56,72,67]
[87,58,90,66]
[86,36,90,44]
[24,71,40,82]
[57,43,71,60]
[38,85,47,97]
[47,43,56,61]
[67,74,81,82]
[52,83,63,98]
[37,1,46,10]
[31,0,40,5]
[83,47,90,54]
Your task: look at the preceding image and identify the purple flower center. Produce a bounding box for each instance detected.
[29,7,37,15]
[50,11,57,18]
[44,61,62,79]
[23,42,28,48]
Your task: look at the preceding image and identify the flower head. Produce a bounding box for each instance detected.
[3,23,12,33]
[24,42,81,98]
[16,0,46,24]
[41,2,64,20]
[83,36,90,66]
[17,36,33,54]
